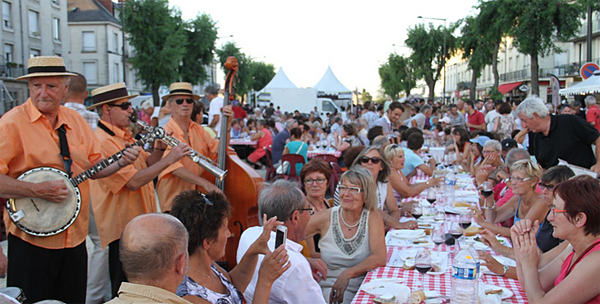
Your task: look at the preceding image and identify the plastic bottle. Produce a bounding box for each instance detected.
[444,170,456,204]
[451,245,479,304]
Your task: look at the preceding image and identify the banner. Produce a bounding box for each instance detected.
[549,74,560,109]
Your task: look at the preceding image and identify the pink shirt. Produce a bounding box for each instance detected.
[554,240,600,304]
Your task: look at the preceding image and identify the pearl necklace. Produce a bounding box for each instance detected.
[340,208,360,231]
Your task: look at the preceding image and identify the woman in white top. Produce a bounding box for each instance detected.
[306,167,386,304]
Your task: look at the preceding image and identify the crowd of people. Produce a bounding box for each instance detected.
[0,55,599,304]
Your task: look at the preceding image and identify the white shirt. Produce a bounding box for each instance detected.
[237,227,326,304]
[485,109,499,132]
[209,96,224,137]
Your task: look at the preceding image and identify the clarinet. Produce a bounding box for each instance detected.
[131,115,227,180]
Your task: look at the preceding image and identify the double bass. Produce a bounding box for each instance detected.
[203,57,263,270]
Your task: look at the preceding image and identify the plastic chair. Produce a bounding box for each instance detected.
[278,154,306,182]
[312,154,338,164]
[263,146,276,182]
[329,161,343,196]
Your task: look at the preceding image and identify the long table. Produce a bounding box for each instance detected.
[350,171,528,303]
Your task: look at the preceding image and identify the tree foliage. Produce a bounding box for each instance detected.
[405,23,458,100]
[459,15,496,100]
[379,53,416,99]
[248,61,275,91]
[124,0,186,105]
[179,14,218,85]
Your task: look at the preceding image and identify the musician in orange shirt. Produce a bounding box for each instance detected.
[0,56,140,303]
[87,83,191,297]
[156,82,233,212]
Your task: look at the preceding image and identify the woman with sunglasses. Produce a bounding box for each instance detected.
[306,167,386,304]
[382,144,443,200]
[472,159,547,238]
[334,146,416,230]
[479,166,574,279]
[300,159,333,258]
[511,176,600,304]
[171,190,290,304]
[246,119,273,169]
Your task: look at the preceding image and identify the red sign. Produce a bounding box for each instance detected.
[580,62,599,80]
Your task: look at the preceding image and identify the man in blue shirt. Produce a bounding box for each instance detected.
[271,119,298,164]
[402,133,436,178]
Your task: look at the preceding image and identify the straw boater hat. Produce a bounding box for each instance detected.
[16,56,76,80]
[87,83,138,110]
[162,82,201,101]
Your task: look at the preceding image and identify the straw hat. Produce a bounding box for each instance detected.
[162,82,200,101]
[16,56,76,80]
[87,83,138,110]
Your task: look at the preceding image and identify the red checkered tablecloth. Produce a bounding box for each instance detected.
[307,150,341,159]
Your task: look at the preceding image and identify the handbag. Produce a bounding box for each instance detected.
[276,142,304,175]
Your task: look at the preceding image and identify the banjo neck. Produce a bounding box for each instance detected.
[70,135,151,187]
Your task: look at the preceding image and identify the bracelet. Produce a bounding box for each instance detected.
[117,159,125,168]
[384,214,390,223]
[156,148,166,151]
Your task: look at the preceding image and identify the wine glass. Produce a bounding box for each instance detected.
[426,189,437,205]
[431,224,446,251]
[449,222,463,251]
[411,204,423,220]
[481,181,494,198]
[434,208,446,223]
[459,211,472,230]
[414,248,432,291]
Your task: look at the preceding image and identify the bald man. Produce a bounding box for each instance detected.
[106,214,192,304]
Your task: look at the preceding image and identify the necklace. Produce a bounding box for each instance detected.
[188,266,217,279]
[340,208,360,231]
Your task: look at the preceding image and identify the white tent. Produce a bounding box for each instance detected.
[313,66,352,99]
[560,71,600,96]
[260,67,297,91]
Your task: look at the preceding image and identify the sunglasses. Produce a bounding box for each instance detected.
[538,182,555,191]
[108,102,132,110]
[360,156,381,164]
[175,98,194,105]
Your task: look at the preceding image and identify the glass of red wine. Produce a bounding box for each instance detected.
[412,204,423,220]
[426,188,437,205]
[449,222,463,251]
[459,211,472,230]
[432,224,446,251]
[481,181,494,198]
[415,248,432,290]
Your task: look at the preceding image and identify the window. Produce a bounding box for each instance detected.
[52,18,60,42]
[29,49,40,58]
[114,63,119,82]
[4,44,12,62]
[83,62,97,84]
[113,32,119,53]
[2,2,11,29]
[51,0,59,6]
[28,10,39,37]
[82,31,96,52]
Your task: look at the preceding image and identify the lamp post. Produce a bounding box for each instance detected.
[418,16,447,103]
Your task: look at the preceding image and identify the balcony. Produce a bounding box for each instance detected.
[0,65,26,78]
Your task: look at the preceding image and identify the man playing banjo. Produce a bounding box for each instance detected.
[156,82,233,212]
[87,83,192,297]
[0,56,140,303]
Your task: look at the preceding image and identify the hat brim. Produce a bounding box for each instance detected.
[16,72,77,80]
[161,93,201,101]
[86,94,139,110]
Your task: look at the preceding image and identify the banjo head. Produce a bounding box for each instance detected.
[8,167,81,237]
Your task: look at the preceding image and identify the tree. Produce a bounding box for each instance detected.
[458,15,495,100]
[124,0,186,106]
[179,14,218,85]
[505,0,582,95]
[216,42,250,100]
[405,23,458,100]
[248,61,275,91]
[379,53,416,99]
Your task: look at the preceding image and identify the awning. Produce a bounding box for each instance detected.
[498,82,523,94]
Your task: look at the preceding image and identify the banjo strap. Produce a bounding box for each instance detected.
[58,125,73,177]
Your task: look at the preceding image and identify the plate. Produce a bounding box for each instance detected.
[480,284,514,299]
[390,229,426,239]
[360,281,411,297]
[444,207,469,214]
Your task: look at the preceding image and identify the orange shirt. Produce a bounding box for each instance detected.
[0,99,103,249]
[90,122,156,249]
[157,118,218,212]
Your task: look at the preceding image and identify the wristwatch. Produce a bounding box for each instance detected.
[502,265,510,276]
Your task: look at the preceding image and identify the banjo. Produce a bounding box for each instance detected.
[7,127,165,237]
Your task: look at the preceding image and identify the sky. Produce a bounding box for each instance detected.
[169,0,479,99]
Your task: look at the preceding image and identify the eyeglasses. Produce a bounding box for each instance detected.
[483,150,496,154]
[290,207,314,218]
[304,178,327,185]
[538,182,555,191]
[550,206,567,216]
[338,185,362,195]
[359,156,381,164]
[108,102,132,110]
[175,98,194,105]
[508,176,531,183]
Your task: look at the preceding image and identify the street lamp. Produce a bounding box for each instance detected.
[418,16,447,103]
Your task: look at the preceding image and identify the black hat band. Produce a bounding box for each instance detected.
[27,65,68,74]
[170,88,193,95]
[93,87,129,104]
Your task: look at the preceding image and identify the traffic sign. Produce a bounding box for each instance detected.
[580,62,599,80]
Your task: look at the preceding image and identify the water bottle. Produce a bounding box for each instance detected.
[451,245,480,304]
[444,170,456,204]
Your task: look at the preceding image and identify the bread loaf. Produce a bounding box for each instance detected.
[464,226,480,237]
[408,290,426,304]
